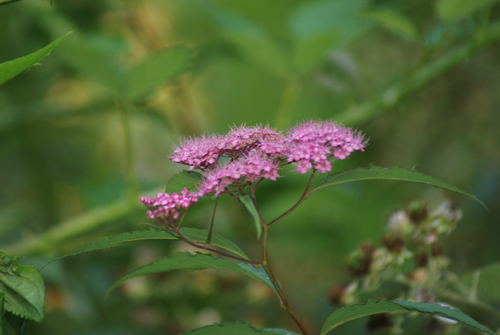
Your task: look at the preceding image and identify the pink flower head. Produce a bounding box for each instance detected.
[170,134,224,170]
[198,151,280,196]
[286,120,367,174]
[140,188,199,226]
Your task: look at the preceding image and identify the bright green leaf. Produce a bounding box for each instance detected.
[237,194,262,239]
[49,227,248,263]
[364,10,419,40]
[0,252,45,322]
[106,252,276,298]
[182,322,287,334]
[124,46,191,101]
[462,263,500,303]
[165,170,203,194]
[320,299,496,335]
[312,166,487,210]
[0,32,71,85]
[437,0,500,21]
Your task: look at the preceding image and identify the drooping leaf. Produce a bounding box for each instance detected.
[312,166,487,209]
[182,322,288,334]
[0,252,45,322]
[0,32,71,85]
[364,10,419,40]
[462,263,500,303]
[264,329,301,335]
[106,252,276,298]
[165,170,203,194]
[436,0,500,21]
[124,46,191,101]
[290,0,370,73]
[49,227,248,263]
[320,299,496,335]
[237,194,263,239]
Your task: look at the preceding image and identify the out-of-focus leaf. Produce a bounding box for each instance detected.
[182,322,289,334]
[49,227,248,262]
[0,32,70,85]
[237,194,262,239]
[461,263,500,303]
[209,7,289,77]
[312,166,487,209]
[0,0,22,8]
[2,311,28,335]
[264,329,301,335]
[364,10,419,40]
[0,252,45,322]
[124,46,191,101]
[165,170,203,194]
[290,0,370,73]
[106,252,276,298]
[436,0,500,21]
[320,299,495,335]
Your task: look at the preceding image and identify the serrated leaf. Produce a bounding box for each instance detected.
[0,252,45,322]
[462,263,500,303]
[312,166,487,210]
[106,252,276,298]
[165,170,203,194]
[182,322,288,334]
[237,194,262,239]
[320,299,496,335]
[0,32,71,85]
[290,0,370,73]
[124,46,191,101]
[364,10,419,40]
[436,0,500,21]
[49,227,248,263]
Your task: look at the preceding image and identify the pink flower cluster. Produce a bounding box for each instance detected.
[169,120,366,196]
[198,151,280,196]
[286,120,366,174]
[140,189,199,226]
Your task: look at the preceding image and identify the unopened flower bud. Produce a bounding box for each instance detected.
[347,242,376,277]
[407,201,428,225]
[381,231,406,253]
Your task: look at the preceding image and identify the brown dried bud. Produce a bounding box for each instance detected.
[348,242,376,277]
[367,313,392,333]
[327,285,346,306]
[431,244,443,258]
[407,268,428,283]
[407,201,428,225]
[381,231,406,253]
[415,251,428,267]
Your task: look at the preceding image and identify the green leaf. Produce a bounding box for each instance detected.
[0,32,71,85]
[436,0,500,21]
[320,299,496,335]
[106,252,276,298]
[182,322,289,334]
[2,311,28,335]
[237,194,262,239]
[0,252,45,322]
[49,227,248,262]
[0,0,22,7]
[124,46,191,101]
[264,329,301,335]
[462,263,500,303]
[165,170,203,194]
[209,7,289,77]
[364,10,419,40]
[312,166,487,210]
[290,0,370,73]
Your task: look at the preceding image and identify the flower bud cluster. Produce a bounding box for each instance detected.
[140,189,199,226]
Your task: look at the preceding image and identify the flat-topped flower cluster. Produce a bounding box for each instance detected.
[142,120,366,224]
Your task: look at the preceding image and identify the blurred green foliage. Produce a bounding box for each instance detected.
[1,0,500,334]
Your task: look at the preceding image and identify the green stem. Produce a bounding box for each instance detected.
[268,171,316,227]
[116,97,138,203]
[274,77,301,130]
